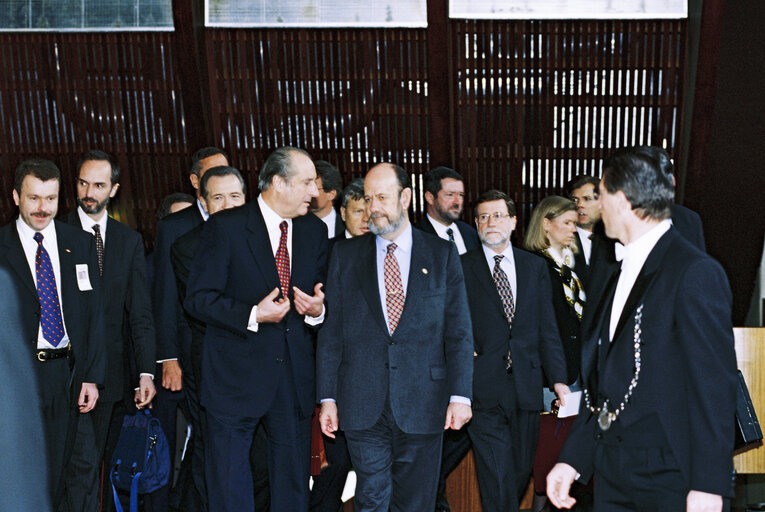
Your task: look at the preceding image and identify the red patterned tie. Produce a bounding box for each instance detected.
[275,221,290,297]
[384,243,405,334]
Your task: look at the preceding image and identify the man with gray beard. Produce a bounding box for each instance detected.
[317,163,474,512]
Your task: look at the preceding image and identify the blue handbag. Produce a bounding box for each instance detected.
[109,409,171,512]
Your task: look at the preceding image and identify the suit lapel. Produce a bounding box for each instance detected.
[291,216,310,293]
[355,235,387,334]
[55,222,79,326]
[102,217,121,282]
[466,249,507,324]
[1,223,37,296]
[245,202,281,294]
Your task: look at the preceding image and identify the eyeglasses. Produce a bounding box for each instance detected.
[477,212,512,223]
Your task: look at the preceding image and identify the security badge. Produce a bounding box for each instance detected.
[75,264,93,291]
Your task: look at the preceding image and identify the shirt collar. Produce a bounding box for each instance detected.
[16,216,57,243]
[618,219,672,266]
[258,194,292,229]
[426,213,458,238]
[197,198,210,221]
[375,222,413,256]
[482,242,514,267]
[76,206,108,237]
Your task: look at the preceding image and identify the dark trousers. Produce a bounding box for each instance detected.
[35,357,76,510]
[468,401,539,512]
[205,360,310,512]
[310,430,352,512]
[591,424,730,512]
[344,403,443,512]
[64,399,116,512]
[436,428,472,502]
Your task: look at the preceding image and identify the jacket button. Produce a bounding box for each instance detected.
[595,433,603,440]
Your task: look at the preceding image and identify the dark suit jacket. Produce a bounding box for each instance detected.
[539,253,582,385]
[0,266,52,512]
[414,216,481,252]
[63,212,156,402]
[0,220,105,393]
[317,228,474,435]
[184,201,329,419]
[672,204,705,251]
[461,247,567,411]
[572,231,589,289]
[152,204,204,361]
[333,215,345,239]
[560,228,737,497]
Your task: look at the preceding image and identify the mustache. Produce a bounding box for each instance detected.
[32,211,52,217]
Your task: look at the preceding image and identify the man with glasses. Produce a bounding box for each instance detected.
[461,190,569,512]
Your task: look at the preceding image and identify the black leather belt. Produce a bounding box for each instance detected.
[36,345,71,362]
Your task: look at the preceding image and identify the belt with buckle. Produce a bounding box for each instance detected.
[37,345,70,362]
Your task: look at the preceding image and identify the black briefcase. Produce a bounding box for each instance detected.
[735,370,763,449]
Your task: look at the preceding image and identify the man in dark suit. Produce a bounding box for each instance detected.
[461,190,569,512]
[413,165,479,512]
[63,150,157,512]
[309,177,367,512]
[1,158,104,508]
[0,266,53,512]
[310,160,346,239]
[317,163,474,512]
[151,146,229,509]
[414,166,480,254]
[567,175,602,289]
[170,165,271,510]
[185,147,328,511]
[547,148,737,511]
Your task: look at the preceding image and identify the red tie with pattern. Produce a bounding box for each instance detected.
[275,221,290,298]
[384,243,405,334]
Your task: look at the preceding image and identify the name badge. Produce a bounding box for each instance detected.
[75,264,93,291]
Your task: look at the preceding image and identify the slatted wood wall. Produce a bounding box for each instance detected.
[0,18,686,245]
[0,31,188,241]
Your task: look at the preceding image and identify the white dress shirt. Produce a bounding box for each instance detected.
[576,226,593,264]
[77,206,108,242]
[197,198,209,221]
[609,220,671,340]
[319,208,338,239]
[482,243,518,303]
[427,214,468,255]
[247,195,325,332]
[16,219,71,349]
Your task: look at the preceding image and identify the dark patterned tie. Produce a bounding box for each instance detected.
[384,243,405,334]
[92,224,104,276]
[275,221,290,298]
[493,254,515,372]
[33,232,65,347]
[446,228,455,243]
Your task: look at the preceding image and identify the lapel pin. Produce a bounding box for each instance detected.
[65,249,71,253]
[422,268,428,274]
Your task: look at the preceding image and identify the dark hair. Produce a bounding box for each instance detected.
[474,189,516,217]
[156,192,195,220]
[423,166,464,197]
[258,147,312,192]
[634,146,674,177]
[602,147,674,220]
[190,147,228,176]
[76,150,120,185]
[14,158,60,194]
[314,161,343,202]
[341,177,365,208]
[200,166,246,200]
[565,175,600,197]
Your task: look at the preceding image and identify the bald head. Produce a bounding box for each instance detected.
[364,163,411,241]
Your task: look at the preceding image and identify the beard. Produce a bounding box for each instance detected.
[77,195,110,215]
[435,204,462,223]
[368,206,407,236]
[478,229,509,248]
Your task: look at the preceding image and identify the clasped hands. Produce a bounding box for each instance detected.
[257,283,324,323]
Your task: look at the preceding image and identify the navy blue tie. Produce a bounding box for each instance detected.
[34,232,65,346]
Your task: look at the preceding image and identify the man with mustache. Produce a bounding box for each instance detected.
[62,150,157,512]
[460,190,568,512]
[0,158,104,509]
[317,163,474,511]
